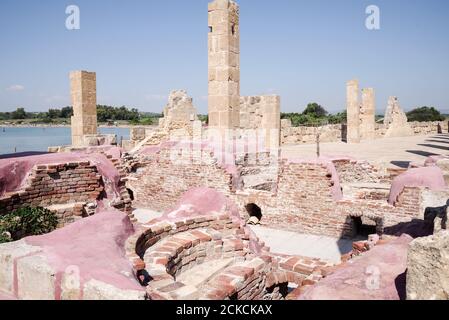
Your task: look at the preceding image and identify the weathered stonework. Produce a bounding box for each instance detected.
[383,96,413,138]
[70,71,98,147]
[360,88,376,140]
[240,95,281,150]
[346,80,361,143]
[406,231,449,300]
[159,90,198,134]
[208,0,240,131]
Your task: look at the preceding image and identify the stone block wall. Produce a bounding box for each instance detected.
[281,123,342,145]
[239,95,281,149]
[281,120,448,146]
[70,71,98,147]
[208,0,241,130]
[409,121,448,135]
[374,121,448,138]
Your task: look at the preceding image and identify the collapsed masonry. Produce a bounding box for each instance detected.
[2,0,449,301]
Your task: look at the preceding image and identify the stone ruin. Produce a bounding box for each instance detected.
[1,0,449,301]
[159,90,198,133]
[383,96,414,138]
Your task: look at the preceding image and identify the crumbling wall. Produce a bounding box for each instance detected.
[383,96,414,138]
[0,162,103,226]
[127,146,236,212]
[159,90,198,136]
[241,160,350,238]
[332,159,384,184]
[281,121,342,145]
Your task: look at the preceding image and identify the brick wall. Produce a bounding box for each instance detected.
[127,149,235,212]
[0,158,133,227]
[0,162,103,225]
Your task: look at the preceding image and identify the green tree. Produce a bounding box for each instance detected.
[407,107,445,122]
[328,111,347,124]
[60,106,73,118]
[47,109,62,119]
[11,107,27,119]
[302,103,328,118]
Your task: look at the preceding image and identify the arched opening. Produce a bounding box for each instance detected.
[351,216,377,239]
[245,203,262,225]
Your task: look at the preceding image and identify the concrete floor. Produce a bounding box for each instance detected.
[281,133,449,169]
[250,225,355,263]
[133,208,163,224]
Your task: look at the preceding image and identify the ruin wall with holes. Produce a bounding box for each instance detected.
[125,141,437,239]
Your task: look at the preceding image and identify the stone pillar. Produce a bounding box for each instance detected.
[346,79,360,143]
[261,95,281,150]
[360,88,376,140]
[208,0,240,133]
[70,71,97,147]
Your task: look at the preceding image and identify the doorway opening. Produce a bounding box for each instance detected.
[351,216,377,238]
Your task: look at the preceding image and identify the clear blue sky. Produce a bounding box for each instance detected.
[0,0,448,114]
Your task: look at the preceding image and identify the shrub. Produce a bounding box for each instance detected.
[0,207,58,244]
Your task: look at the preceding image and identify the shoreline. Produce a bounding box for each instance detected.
[0,124,156,129]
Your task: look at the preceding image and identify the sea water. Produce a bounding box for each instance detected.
[0,127,130,155]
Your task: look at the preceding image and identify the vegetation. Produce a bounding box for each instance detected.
[0,207,58,244]
[406,107,445,122]
[281,103,347,127]
[0,106,162,126]
[198,114,209,124]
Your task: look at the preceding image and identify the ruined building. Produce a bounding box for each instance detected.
[1,0,449,301]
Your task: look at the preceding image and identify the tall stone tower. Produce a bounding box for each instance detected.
[346,79,361,143]
[70,71,98,147]
[208,0,240,132]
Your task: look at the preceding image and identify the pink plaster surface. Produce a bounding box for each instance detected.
[25,210,143,296]
[0,291,17,300]
[424,155,449,167]
[388,166,446,205]
[0,151,121,200]
[150,187,264,254]
[299,234,412,300]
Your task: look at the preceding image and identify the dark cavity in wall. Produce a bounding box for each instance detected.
[245,203,262,221]
[351,216,377,238]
